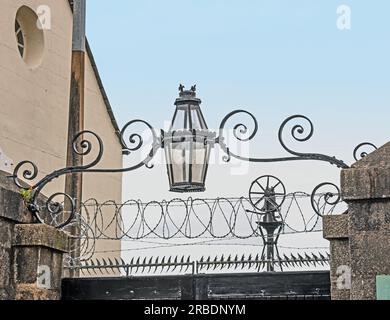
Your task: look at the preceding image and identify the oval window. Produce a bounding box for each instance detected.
[15,6,44,68]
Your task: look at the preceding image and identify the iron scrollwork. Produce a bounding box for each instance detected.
[12,120,160,228]
[217,111,349,168]
[353,142,378,162]
[12,105,376,228]
[310,182,343,217]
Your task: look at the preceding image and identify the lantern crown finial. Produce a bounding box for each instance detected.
[178,84,197,98]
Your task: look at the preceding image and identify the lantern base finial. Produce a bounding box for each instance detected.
[170,183,206,193]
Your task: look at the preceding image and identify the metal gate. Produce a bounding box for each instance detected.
[62,271,330,300]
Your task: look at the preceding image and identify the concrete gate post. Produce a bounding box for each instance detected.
[324,142,390,300]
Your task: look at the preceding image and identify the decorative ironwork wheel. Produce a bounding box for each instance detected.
[249,175,286,213]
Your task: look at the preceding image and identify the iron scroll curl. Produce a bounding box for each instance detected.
[216,111,349,168]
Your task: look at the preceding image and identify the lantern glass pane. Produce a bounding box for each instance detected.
[190,108,203,130]
[169,141,191,184]
[171,108,187,130]
[191,141,209,184]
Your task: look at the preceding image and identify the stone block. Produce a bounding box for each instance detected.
[13,246,39,285]
[0,288,13,300]
[341,167,390,201]
[0,218,13,248]
[329,274,350,300]
[348,201,390,232]
[323,215,349,240]
[0,187,31,223]
[13,224,69,252]
[350,274,377,300]
[0,248,11,288]
[15,284,60,300]
[350,232,390,276]
[329,239,350,270]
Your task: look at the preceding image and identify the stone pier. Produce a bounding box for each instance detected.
[324,142,390,300]
[0,170,69,300]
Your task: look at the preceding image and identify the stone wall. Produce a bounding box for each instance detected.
[324,142,390,300]
[0,170,69,300]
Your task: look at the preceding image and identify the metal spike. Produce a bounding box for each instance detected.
[135,257,141,273]
[102,258,108,273]
[161,256,167,274]
[248,254,253,269]
[172,257,178,273]
[107,258,114,273]
[154,257,159,273]
[179,256,185,273]
[142,257,147,273]
[147,257,153,273]
[233,255,239,269]
[213,256,219,270]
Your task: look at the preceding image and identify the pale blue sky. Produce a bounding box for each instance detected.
[85,0,390,195]
[85,1,390,259]
[86,0,389,139]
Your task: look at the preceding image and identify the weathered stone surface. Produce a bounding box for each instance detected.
[0,187,31,223]
[0,218,13,248]
[13,247,39,285]
[0,171,69,300]
[342,168,390,200]
[328,239,351,300]
[350,274,377,300]
[349,201,390,232]
[342,142,390,201]
[13,224,69,253]
[323,215,349,240]
[15,284,60,301]
[0,248,11,288]
[325,141,390,300]
[0,288,14,300]
[350,232,390,275]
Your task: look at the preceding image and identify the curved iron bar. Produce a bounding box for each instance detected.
[311,182,343,218]
[353,142,378,162]
[217,111,349,169]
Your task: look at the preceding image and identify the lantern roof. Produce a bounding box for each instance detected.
[169,85,209,132]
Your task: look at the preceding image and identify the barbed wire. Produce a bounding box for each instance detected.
[62,191,345,262]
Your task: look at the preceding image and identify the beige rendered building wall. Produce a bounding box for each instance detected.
[0,0,122,262]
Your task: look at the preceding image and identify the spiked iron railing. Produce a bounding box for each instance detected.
[66,252,330,277]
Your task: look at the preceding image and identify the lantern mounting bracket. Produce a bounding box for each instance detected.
[10,87,377,228]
